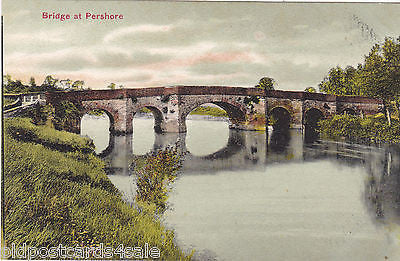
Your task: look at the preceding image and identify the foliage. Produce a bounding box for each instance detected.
[135,146,183,214]
[189,106,228,117]
[3,74,87,93]
[53,101,82,131]
[246,112,266,130]
[318,36,400,124]
[42,75,59,90]
[255,77,275,90]
[72,80,85,90]
[87,109,105,116]
[29,77,36,87]
[139,107,152,114]
[318,114,400,144]
[244,95,260,111]
[361,37,400,125]
[304,87,317,93]
[107,83,116,90]
[21,104,55,126]
[319,65,363,96]
[3,119,191,260]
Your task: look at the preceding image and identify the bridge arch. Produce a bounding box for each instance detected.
[269,106,291,130]
[132,105,165,133]
[81,106,117,133]
[341,108,357,115]
[80,108,115,155]
[180,99,247,131]
[303,108,324,142]
[303,108,324,126]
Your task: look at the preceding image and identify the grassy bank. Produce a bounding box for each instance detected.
[139,106,228,117]
[141,106,229,117]
[3,118,191,260]
[318,114,400,144]
[189,106,228,117]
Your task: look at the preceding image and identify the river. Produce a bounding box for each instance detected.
[81,114,400,261]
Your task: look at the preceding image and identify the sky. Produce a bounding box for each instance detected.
[2,0,400,91]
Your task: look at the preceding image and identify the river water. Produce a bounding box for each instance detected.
[81,114,400,261]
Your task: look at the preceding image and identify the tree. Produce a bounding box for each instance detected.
[319,67,347,95]
[29,77,36,87]
[53,101,81,131]
[72,80,85,90]
[3,75,28,93]
[28,77,38,92]
[59,79,72,90]
[107,83,116,90]
[305,87,317,93]
[3,74,12,86]
[256,77,275,90]
[360,37,400,125]
[319,65,364,96]
[41,75,59,91]
[319,36,400,125]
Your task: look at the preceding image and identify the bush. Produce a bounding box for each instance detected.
[53,101,81,131]
[318,114,400,144]
[135,147,183,214]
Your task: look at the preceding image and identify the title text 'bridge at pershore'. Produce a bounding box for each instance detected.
[45,86,383,135]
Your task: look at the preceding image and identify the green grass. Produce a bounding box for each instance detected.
[189,106,228,117]
[139,107,152,114]
[3,118,192,260]
[87,109,105,116]
[4,118,94,153]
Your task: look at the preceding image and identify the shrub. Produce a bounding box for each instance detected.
[318,114,400,144]
[135,146,183,214]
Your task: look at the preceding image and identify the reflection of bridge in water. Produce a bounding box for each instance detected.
[101,129,395,175]
[102,129,400,224]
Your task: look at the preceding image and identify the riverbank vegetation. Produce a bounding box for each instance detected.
[189,106,228,117]
[139,106,229,118]
[3,117,191,260]
[135,147,183,214]
[319,37,400,125]
[319,114,400,144]
[318,36,400,142]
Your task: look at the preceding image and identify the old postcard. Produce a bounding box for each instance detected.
[2,1,400,260]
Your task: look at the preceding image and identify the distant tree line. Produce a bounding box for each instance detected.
[3,75,87,93]
[319,36,400,125]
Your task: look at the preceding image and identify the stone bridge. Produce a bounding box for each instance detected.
[45,86,383,134]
